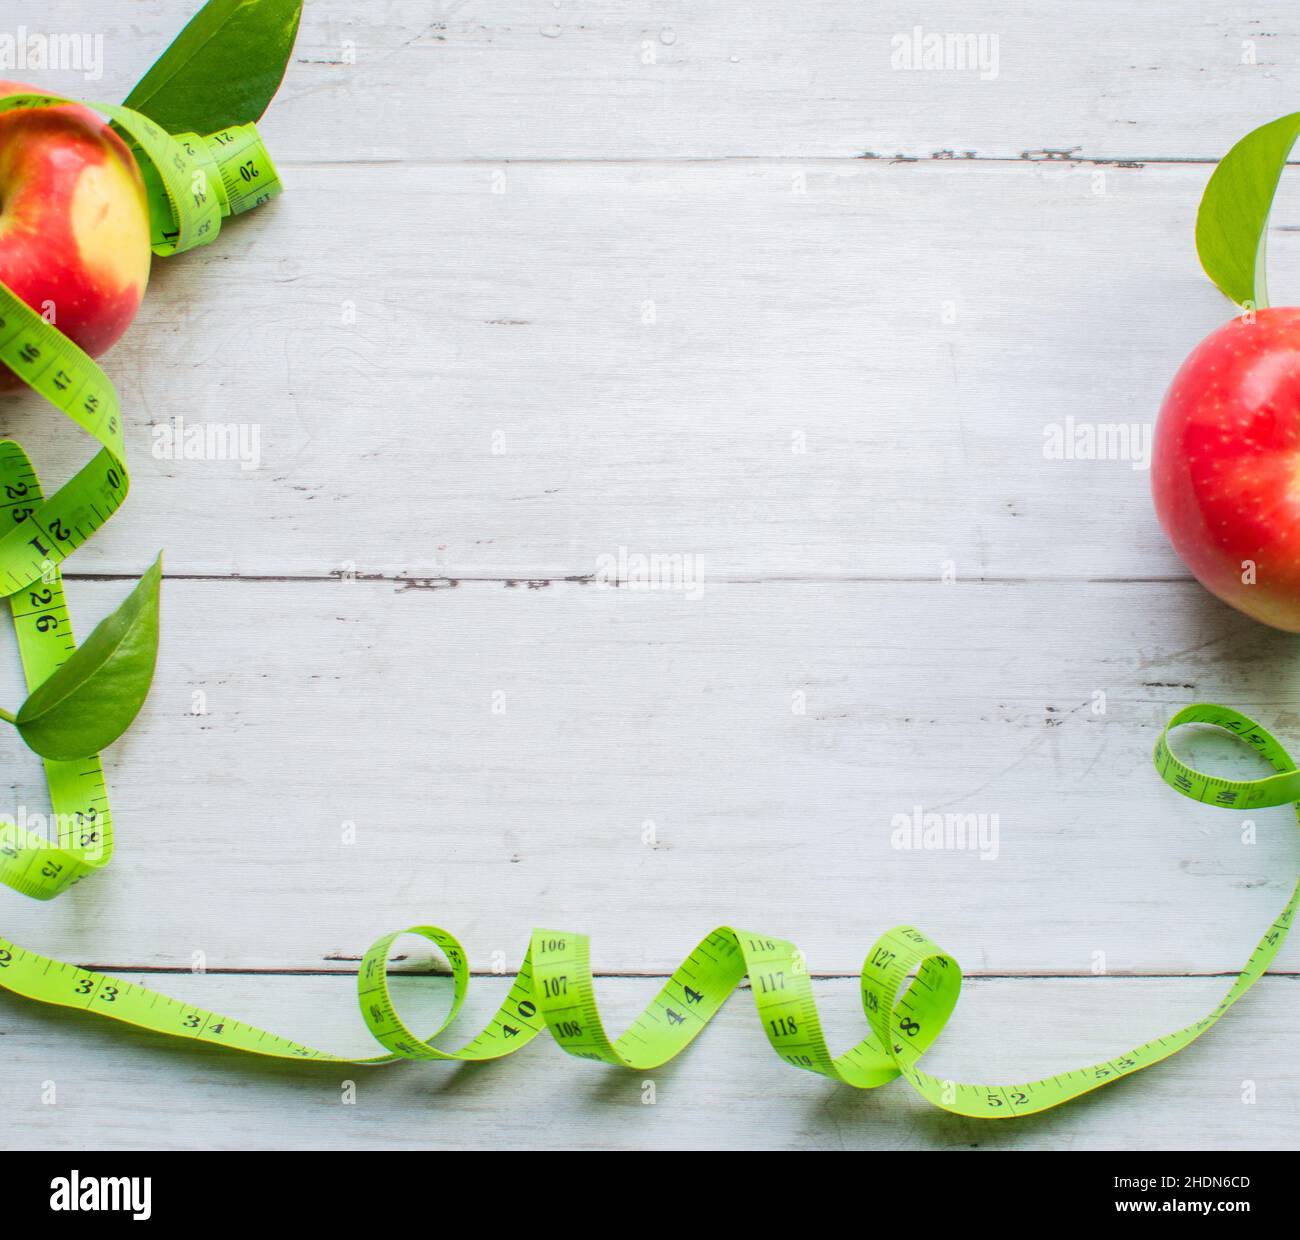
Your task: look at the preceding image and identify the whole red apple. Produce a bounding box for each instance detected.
[0,82,152,385]
[1152,307,1300,631]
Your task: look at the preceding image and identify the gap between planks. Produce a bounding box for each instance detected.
[60,965,1300,981]
[57,572,1197,585]
[273,155,1229,169]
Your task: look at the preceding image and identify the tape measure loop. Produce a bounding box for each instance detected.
[860,926,962,1072]
[1156,704,1300,810]
[0,87,1294,1118]
[357,926,471,1062]
[200,124,283,220]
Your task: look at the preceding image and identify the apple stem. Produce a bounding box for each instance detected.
[0,706,16,726]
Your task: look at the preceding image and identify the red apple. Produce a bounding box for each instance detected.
[0,82,152,385]
[1152,307,1300,631]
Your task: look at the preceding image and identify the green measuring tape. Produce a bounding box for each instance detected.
[0,98,1292,1120]
[0,94,279,906]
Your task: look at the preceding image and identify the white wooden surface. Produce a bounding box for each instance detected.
[2,1,1299,1150]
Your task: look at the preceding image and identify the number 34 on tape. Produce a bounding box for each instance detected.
[1,703,1295,1119]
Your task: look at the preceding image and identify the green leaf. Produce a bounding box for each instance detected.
[1196,112,1300,309]
[15,556,163,762]
[123,0,303,136]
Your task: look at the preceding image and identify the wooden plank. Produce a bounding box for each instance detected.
[39,1,1300,162]
[0,972,1293,1149]
[9,2,1297,1152]
[1,576,1296,975]
[6,159,1291,580]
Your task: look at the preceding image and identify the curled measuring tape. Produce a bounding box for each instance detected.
[1,703,1295,1117]
[0,97,1291,1119]
[0,95,278,902]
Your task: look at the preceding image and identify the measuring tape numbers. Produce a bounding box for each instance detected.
[0,96,1292,1119]
[0,95,278,907]
[3,698,1296,1116]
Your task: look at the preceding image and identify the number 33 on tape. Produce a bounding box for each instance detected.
[1,701,1296,1117]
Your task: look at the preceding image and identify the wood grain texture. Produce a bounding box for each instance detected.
[1,577,1297,977]
[8,158,1300,580]
[35,1,1300,162]
[1,973,1294,1149]
[1,3,1295,1150]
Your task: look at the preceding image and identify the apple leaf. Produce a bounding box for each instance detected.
[123,0,303,136]
[1196,112,1300,310]
[15,556,163,762]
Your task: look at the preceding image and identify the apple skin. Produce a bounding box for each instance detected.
[1152,306,1300,632]
[0,81,152,386]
